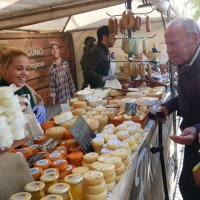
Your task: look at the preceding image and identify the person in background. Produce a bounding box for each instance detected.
[83,25,116,89]
[160,18,200,200]
[49,41,76,105]
[0,46,46,124]
[80,36,96,70]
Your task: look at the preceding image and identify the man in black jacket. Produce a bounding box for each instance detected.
[83,25,116,88]
[160,18,200,200]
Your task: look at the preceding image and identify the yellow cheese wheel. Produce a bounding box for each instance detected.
[72,166,89,175]
[115,163,126,175]
[60,118,77,129]
[103,124,116,132]
[92,137,104,147]
[91,161,115,177]
[45,127,66,139]
[116,124,127,131]
[123,136,136,146]
[123,157,130,167]
[73,101,87,109]
[104,134,117,142]
[72,108,86,116]
[102,128,114,135]
[122,120,135,127]
[116,130,129,140]
[110,148,129,160]
[85,181,106,195]
[118,142,130,151]
[85,188,107,200]
[107,139,121,150]
[104,173,116,183]
[83,152,99,164]
[84,170,104,186]
[104,156,123,169]
[106,181,116,192]
[129,143,138,152]
[85,118,99,132]
[98,154,111,162]
[82,161,92,168]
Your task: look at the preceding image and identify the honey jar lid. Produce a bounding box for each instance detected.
[64,174,83,184]
[48,183,70,194]
[24,181,45,192]
[40,172,59,182]
[10,192,32,200]
[40,194,63,200]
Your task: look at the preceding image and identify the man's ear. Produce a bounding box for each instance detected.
[192,32,200,46]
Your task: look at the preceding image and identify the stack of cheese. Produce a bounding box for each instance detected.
[92,121,144,156]
[0,86,26,150]
[82,152,99,169]
[84,170,107,200]
[91,161,116,192]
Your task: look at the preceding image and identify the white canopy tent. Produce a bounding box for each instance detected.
[0,0,183,89]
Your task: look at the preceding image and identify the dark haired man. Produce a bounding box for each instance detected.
[83,25,116,88]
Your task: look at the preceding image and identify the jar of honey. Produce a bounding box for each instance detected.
[24,181,45,200]
[10,192,32,200]
[40,194,63,200]
[48,183,70,200]
[40,172,59,195]
[64,174,83,200]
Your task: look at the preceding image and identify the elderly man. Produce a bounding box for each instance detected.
[83,25,116,88]
[160,18,200,199]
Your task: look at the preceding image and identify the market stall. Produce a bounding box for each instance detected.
[0,0,181,199]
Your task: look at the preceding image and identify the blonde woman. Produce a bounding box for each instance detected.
[0,46,46,124]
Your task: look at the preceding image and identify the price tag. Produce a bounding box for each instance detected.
[124,102,137,116]
[70,116,96,153]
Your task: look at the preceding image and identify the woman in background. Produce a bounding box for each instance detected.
[0,46,46,124]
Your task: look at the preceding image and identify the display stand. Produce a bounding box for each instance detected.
[150,113,169,200]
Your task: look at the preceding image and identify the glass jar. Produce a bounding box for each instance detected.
[10,192,32,200]
[64,174,83,200]
[40,194,63,200]
[48,183,70,200]
[24,181,45,200]
[40,172,59,195]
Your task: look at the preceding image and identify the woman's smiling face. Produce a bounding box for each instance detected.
[2,55,29,87]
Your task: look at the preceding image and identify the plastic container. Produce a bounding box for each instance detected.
[9,192,32,200]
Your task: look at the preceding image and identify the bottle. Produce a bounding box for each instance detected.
[24,181,45,200]
[64,174,83,200]
[10,192,32,200]
[48,183,70,200]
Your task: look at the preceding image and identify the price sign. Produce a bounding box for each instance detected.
[124,102,137,116]
[70,116,96,153]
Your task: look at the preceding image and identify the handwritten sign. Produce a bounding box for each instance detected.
[70,116,96,153]
[124,102,137,116]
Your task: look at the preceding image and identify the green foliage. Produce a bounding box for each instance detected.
[186,0,200,20]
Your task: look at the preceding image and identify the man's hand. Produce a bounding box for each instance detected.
[158,106,168,115]
[170,127,198,145]
[102,74,116,82]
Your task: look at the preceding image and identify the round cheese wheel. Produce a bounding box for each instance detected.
[110,148,129,160]
[65,139,78,148]
[72,108,86,116]
[45,127,66,139]
[85,118,99,132]
[91,161,115,177]
[115,163,126,175]
[116,130,129,140]
[106,181,116,192]
[104,134,117,142]
[82,161,92,168]
[104,173,116,183]
[103,124,116,132]
[83,152,99,164]
[20,147,32,158]
[85,180,106,195]
[30,167,43,181]
[123,157,130,166]
[101,148,113,154]
[116,124,127,131]
[85,188,107,200]
[84,170,104,186]
[34,159,51,170]
[129,143,138,152]
[72,166,89,175]
[73,101,87,109]
[51,159,68,171]
[53,111,73,124]
[98,154,111,162]
[60,118,77,129]
[102,128,114,135]
[118,142,130,151]
[34,135,47,144]
[41,120,55,132]
[123,136,136,146]
[107,139,121,150]
[68,146,82,154]
[47,152,63,162]
[104,156,123,168]
[92,137,104,147]
[68,152,83,163]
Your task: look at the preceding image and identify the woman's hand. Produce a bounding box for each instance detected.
[33,105,46,124]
